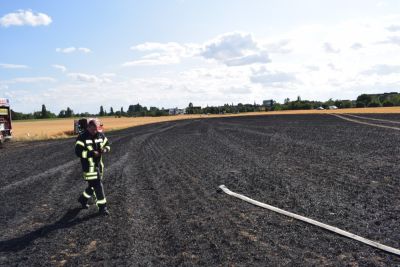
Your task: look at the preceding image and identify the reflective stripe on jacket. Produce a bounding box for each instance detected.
[75,131,110,180]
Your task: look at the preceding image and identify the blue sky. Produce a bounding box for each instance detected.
[1,0,400,113]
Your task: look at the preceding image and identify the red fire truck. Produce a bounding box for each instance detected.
[0,98,12,144]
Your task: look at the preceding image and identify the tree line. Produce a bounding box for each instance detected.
[9,92,400,120]
[10,104,170,120]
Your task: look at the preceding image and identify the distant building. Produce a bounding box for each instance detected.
[168,108,185,115]
[263,100,274,107]
[263,100,274,110]
[328,105,338,110]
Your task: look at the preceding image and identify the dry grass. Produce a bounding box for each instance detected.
[12,115,208,141]
[11,106,400,141]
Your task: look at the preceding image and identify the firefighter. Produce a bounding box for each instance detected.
[75,119,111,216]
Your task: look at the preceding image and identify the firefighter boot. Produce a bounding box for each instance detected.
[98,204,110,216]
[78,195,89,209]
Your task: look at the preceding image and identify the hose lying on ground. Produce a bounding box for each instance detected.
[218,185,400,256]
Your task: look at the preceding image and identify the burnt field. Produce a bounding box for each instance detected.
[1,114,400,266]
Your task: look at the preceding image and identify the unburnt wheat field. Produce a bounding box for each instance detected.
[1,114,400,266]
[12,107,400,141]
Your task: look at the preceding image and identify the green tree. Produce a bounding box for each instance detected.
[41,104,48,118]
[186,102,194,114]
[66,107,73,117]
[382,100,394,107]
[37,104,56,119]
[356,94,372,107]
[368,101,381,107]
[11,110,34,120]
[325,98,335,106]
[99,106,105,116]
[127,103,146,116]
[58,110,65,118]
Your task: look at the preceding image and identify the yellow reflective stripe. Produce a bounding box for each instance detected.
[87,145,94,151]
[83,171,98,180]
[83,191,91,198]
[86,140,93,144]
[97,198,107,205]
[105,146,111,152]
[85,176,98,180]
[76,141,85,147]
[82,151,88,158]
[84,172,97,176]
[100,137,108,148]
[88,158,94,167]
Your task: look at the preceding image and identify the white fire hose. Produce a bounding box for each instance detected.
[218,185,400,256]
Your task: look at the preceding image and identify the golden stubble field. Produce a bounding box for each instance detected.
[11,106,400,141]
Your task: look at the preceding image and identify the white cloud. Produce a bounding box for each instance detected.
[0,63,29,69]
[78,47,91,53]
[306,65,320,71]
[224,52,270,66]
[68,73,112,83]
[122,57,178,67]
[323,42,340,53]
[56,47,75,53]
[361,64,400,75]
[124,42,197,66]
[202,32,257,59]
[327,63,340,71]
[101,73,116,78]
[263,39,292,54]
[379,35,400,46]
[0,10,52,27]
[14,77,56,83]
[222,86,252,95]
[250,66,297,86]
[376,1,387,7]
[386,25,400,32]
[351,42,363,50]
[56,47,92,53]
[6,77,57,84]
[125,33,270,68]
[200,32,270,66]
[131,42,184,52]
[52,64,67,72]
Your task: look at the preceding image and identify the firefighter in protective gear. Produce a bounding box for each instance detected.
[75,119,111,216]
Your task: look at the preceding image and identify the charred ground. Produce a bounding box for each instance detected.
[1,114,400,266]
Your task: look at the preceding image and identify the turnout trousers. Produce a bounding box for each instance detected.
[81,178,107,209]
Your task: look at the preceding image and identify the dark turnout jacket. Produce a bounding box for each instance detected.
[75,131,110,180]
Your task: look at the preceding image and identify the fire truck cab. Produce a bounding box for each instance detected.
[0,98,12,144]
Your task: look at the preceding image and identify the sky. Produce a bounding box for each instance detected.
[1,0,400,113]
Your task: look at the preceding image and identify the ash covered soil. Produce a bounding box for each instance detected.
[1,114,400,266]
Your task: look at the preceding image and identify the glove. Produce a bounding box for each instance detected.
[101,147,109,153]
